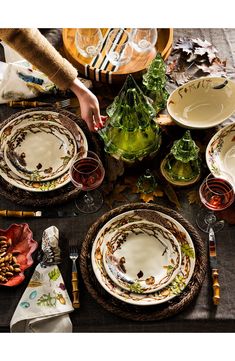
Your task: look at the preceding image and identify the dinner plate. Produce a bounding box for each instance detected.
[91,209,196,306]
[4,120,77,182]
[206,122,235,186]
[0,110,88,192]
[103,220,181,294]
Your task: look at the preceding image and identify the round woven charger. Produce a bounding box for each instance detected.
[0,107,100,207]
[80,202,207,321]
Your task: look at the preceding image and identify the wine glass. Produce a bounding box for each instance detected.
[196,172,234,232]
[75,28,103,58]
[69,150,105,213]
[129,28,158,53]
[106,28,133,67]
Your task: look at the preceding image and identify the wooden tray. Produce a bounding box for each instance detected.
[62,28,173,84]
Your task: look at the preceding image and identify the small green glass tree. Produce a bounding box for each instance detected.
[142,53,169,114]
[161,130,201,185]
[99,74,161,163]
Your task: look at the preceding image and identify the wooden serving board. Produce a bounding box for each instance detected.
[62,28,173,84]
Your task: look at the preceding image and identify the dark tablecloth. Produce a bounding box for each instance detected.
[0,28,234,333]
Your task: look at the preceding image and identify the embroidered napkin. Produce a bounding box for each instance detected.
[10,226,74,333]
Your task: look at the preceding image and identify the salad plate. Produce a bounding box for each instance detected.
[0,110,88,192]
[4,120,77,182]
[103,220,181,294]
[91,209,196,306]
[206,122,235,186]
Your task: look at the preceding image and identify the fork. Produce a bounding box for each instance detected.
[8,98,80,109]
[69,246,80,309]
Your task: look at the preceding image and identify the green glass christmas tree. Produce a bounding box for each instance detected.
[99,74,161,163]
[160,130,201,186]
[142,53,169,114]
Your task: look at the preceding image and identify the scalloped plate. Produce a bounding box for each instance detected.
[103,221,181,294]
[91,209,196,306]
[0,223,38,286]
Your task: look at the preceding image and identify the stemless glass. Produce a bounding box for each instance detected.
[75,28,103,58]
[130,28,158,52]
[70,150,105,213]
[196,173,234,232]
[106,28,133,67]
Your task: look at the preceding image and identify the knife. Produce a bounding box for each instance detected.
[209,227,220,305]
[0,210,79,218]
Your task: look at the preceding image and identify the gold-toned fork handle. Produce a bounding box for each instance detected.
[0,210,36,217]
[71,271,80,308]
[212,269,220,305]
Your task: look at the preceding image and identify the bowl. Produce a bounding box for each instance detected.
[167,77,235,129]
[206,122,235,186]
[0,223,38,286]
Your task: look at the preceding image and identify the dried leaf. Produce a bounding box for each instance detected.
[139,189,164,203]
[173,38,195,55]
[139,193,155,203]
[154,114,175,126]
[192,37,218,63]
[104,183,129,208]
[164,184,181,209]
[196,57,227,77]
[187,190,200,205]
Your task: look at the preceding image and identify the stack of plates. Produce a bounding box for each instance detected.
[0,110,88,192]
[91,208,196,306]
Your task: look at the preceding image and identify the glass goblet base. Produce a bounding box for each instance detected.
[196,208,224,233]
[75,189,103,214]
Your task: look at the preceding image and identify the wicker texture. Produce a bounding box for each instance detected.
[0,107,100,207]
[80,203,207,321]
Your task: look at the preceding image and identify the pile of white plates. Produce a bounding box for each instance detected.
[0,110,88,192]
[91,208,196,306]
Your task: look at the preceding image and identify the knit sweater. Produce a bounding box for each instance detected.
[0,28,78,90]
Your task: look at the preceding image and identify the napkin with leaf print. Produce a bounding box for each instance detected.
[10,226,74,333]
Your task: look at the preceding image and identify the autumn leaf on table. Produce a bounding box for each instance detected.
[164,183,181,209]
[138,189,164,203]
[154,113,175,126]
[196,57,227,77]
[104,183,129,208]
[192,38,218,63]
[187,190,201,205]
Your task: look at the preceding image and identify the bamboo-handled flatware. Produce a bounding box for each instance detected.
[208,227,220,305]
[69,246,80,309]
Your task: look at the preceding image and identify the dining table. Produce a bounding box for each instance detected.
[0,28,234,333]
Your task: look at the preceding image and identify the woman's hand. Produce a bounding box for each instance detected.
[70,78,105,132]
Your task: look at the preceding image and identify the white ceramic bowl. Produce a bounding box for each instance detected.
[167,77,235,129]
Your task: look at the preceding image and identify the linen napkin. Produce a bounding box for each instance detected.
[10,226,74,333]
[0,59,56,104]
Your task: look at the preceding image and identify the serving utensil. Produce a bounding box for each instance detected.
[0,210,79,218]
[69,246,80,309]
[209,227,220,305]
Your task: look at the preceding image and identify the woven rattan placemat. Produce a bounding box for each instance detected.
[0,107,100,207]
[80,203,207,321]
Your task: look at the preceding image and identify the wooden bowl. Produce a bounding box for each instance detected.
[62,28,173,84]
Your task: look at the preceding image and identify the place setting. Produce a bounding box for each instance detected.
[0,107,100,206]
[80,202,206,321]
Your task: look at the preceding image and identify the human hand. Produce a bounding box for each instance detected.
[70,78,106,131]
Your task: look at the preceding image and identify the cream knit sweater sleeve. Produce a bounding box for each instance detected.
[0,28,78,90]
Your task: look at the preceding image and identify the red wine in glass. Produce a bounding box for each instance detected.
[70,151,105,213]
[200,176,234,211]
[197,173,234,232]
[71,157,104,191]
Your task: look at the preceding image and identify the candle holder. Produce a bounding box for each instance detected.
[160,130,201,186]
